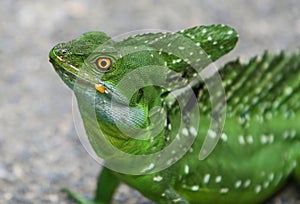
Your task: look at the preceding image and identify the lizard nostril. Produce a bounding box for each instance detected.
[53,43,67,55]
[61,48,67,54]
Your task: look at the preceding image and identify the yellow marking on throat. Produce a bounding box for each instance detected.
[95,84,106,94]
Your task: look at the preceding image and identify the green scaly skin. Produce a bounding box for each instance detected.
[49,24,300,204]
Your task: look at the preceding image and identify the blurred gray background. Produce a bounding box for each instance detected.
[0,0,299,203]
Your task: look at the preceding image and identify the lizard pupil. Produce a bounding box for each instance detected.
[101,61,107,67]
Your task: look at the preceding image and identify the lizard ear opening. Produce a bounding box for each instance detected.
[96,57,112,71]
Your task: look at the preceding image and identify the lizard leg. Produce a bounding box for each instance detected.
[63,167,120,204]
[93,167,120,203]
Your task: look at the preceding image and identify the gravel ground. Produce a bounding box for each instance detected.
[0,0,300,203]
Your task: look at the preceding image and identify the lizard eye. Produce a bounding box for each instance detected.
[96,57,112,71]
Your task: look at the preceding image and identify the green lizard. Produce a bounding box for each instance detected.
[49,24,300,204]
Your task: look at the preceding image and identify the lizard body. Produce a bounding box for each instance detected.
[49,25,300,204]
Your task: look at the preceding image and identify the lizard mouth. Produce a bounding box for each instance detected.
[50,57,76,83]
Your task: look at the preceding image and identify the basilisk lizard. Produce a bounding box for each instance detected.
[49,24,300,204]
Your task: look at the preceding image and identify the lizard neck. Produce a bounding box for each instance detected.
[75,85,170,156]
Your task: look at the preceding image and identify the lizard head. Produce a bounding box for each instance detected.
[49,31,166,106]
[49,31,168,142]
[49,31,112,91]
[50,30,175,157]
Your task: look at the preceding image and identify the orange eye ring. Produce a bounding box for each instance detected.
[96,57,112,70]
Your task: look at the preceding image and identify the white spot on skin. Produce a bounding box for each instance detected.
[178,46,185,50]
[293,161,297,168]
[221,133,228,141]
[220,188,229,194]
[268,173,275,181]
[213,41,218,45]
[166,158,175,165]
[153,176,163,182]
[173,198,182,203]
[150,136,154,143]
[189,52,194,56]
[168,123,172,130]
[284,86,293,95]
[215,176,222,183]
[252,97,259,104]
[208,130,217,139]
[184,165,189,174]
[235,180,242,189]
[238,117,246,124]
[182,128,189,136]
[227,30,234,35]
[189,127,197,136]
[255,185,262,193]
[159,48,163,55]
[207,36,212,41]
[172,59,182,64]
[202,29,207,34]
[196,42,201,46]
[167,43,172,47]
[263,181,270,189]
[203,174,210,184]
[238,135,246,145]
[191,185,199,191]
[260,135,268,144]
[141,163,155,173]
[283,131,289,139]
[291,129,296,138]
[244,179,251,188]
[269,134,274,143]
[246,135,254,144]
